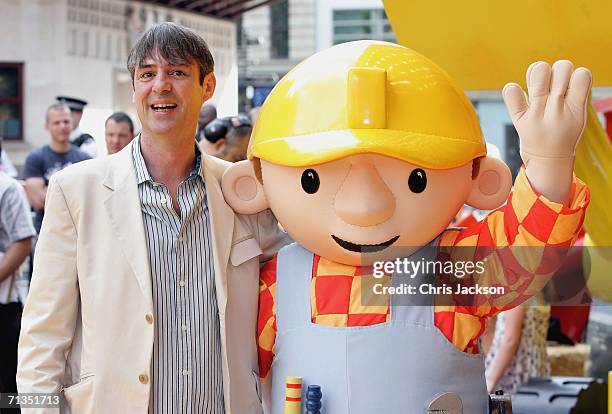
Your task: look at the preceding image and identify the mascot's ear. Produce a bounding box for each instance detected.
[465,156,512,210]
[221,160,269,214]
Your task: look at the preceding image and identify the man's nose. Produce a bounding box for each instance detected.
[334,162,395,227]
[152,72,171,94]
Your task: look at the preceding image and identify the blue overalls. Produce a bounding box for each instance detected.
[270,243,488,413]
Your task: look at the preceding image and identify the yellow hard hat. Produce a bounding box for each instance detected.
[248,40,486,169]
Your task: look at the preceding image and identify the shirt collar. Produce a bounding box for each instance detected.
[132,136,204,185]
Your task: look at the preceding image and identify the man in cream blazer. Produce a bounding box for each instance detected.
[17,141,285,413]
[18,22,287,414]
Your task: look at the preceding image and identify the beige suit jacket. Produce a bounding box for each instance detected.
[17,142,287,413]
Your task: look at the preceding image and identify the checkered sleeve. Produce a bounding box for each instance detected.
[435,167,589,353]
[257,255,278,380]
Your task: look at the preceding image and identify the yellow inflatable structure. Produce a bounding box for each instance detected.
[383,0,612,90]
[578,108,612,301]
[575,106,612,246]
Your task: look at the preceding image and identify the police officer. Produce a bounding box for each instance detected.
[56,96,97,157]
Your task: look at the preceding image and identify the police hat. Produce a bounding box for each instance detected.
[56,96,88,112]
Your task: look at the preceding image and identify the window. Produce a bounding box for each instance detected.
[236,15,243,47]
[334,10,371,21]
[0,63,24,141]
[82,30,89,57]
[69,29,77,55]
[332,8,396,45]
[335,26,372,35]
[270,0,288,59]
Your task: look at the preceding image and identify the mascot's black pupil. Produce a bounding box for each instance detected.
[408,168,427,193]
[301,169,320,194]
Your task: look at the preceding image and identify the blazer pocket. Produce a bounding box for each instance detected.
[230,237,263,267]
[63,373,95,413]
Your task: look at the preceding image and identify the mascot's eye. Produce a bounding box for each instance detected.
[301,169,320,194]
[408,168,427,193]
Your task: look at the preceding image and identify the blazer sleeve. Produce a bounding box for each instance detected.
[17,174,80,408]
[251,209,292,263]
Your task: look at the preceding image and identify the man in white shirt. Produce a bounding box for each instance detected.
[0,138,35,399]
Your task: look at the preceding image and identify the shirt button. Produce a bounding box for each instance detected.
[181,324,187,332]
[145,314,153,324]
[182,369,188,376]
[179,280,185,287]
[139,374,149,384]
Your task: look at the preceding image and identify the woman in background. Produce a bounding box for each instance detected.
[485,303,551,394]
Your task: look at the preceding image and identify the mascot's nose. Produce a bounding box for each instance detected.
[334,161,395,227]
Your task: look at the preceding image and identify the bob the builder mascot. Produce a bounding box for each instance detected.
[221,41,591,413]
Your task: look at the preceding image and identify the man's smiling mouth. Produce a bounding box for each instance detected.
[331,235,400,253]
[151,103,177,112]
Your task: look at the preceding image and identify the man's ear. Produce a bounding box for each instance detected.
[221,160,269,215]
[203,72,216,101]
[466,156,512,210]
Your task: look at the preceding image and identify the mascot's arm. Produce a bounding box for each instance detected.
[435,167,588,353]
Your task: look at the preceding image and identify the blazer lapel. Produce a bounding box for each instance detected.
[102,142,153,308]
[203,155,234,315]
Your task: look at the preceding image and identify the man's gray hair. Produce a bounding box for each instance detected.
[46,103,71,123]
[127,22,214,85]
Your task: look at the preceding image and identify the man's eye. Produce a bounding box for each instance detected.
[139,72,153,79]
[171,70,185,76]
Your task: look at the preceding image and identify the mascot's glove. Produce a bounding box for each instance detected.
[502,60,592,165]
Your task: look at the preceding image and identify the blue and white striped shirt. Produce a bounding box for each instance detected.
[132,138,224,414]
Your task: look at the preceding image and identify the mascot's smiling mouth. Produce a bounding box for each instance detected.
[331,235,400,253]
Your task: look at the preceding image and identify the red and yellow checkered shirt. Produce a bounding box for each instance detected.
[257,169,589,379]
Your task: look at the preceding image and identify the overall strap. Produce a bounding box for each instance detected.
[391,238,440,325]
[275,243,315,332]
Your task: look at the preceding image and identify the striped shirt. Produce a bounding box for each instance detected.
[132,138,224,414]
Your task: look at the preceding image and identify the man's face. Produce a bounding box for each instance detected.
[198,107,216,132]
[105,119,134,154]
[45,109,73,144]
[261,154,474,266]
[133,51,210,139]
[222,135,249,162]
[201,133,249,163]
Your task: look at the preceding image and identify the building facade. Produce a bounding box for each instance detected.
[238,0,393,110]
[315,0,395,50]
[238,0,316,109]
[0,0,237,166]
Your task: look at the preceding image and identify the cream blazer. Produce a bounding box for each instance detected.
[17,142,287,413]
